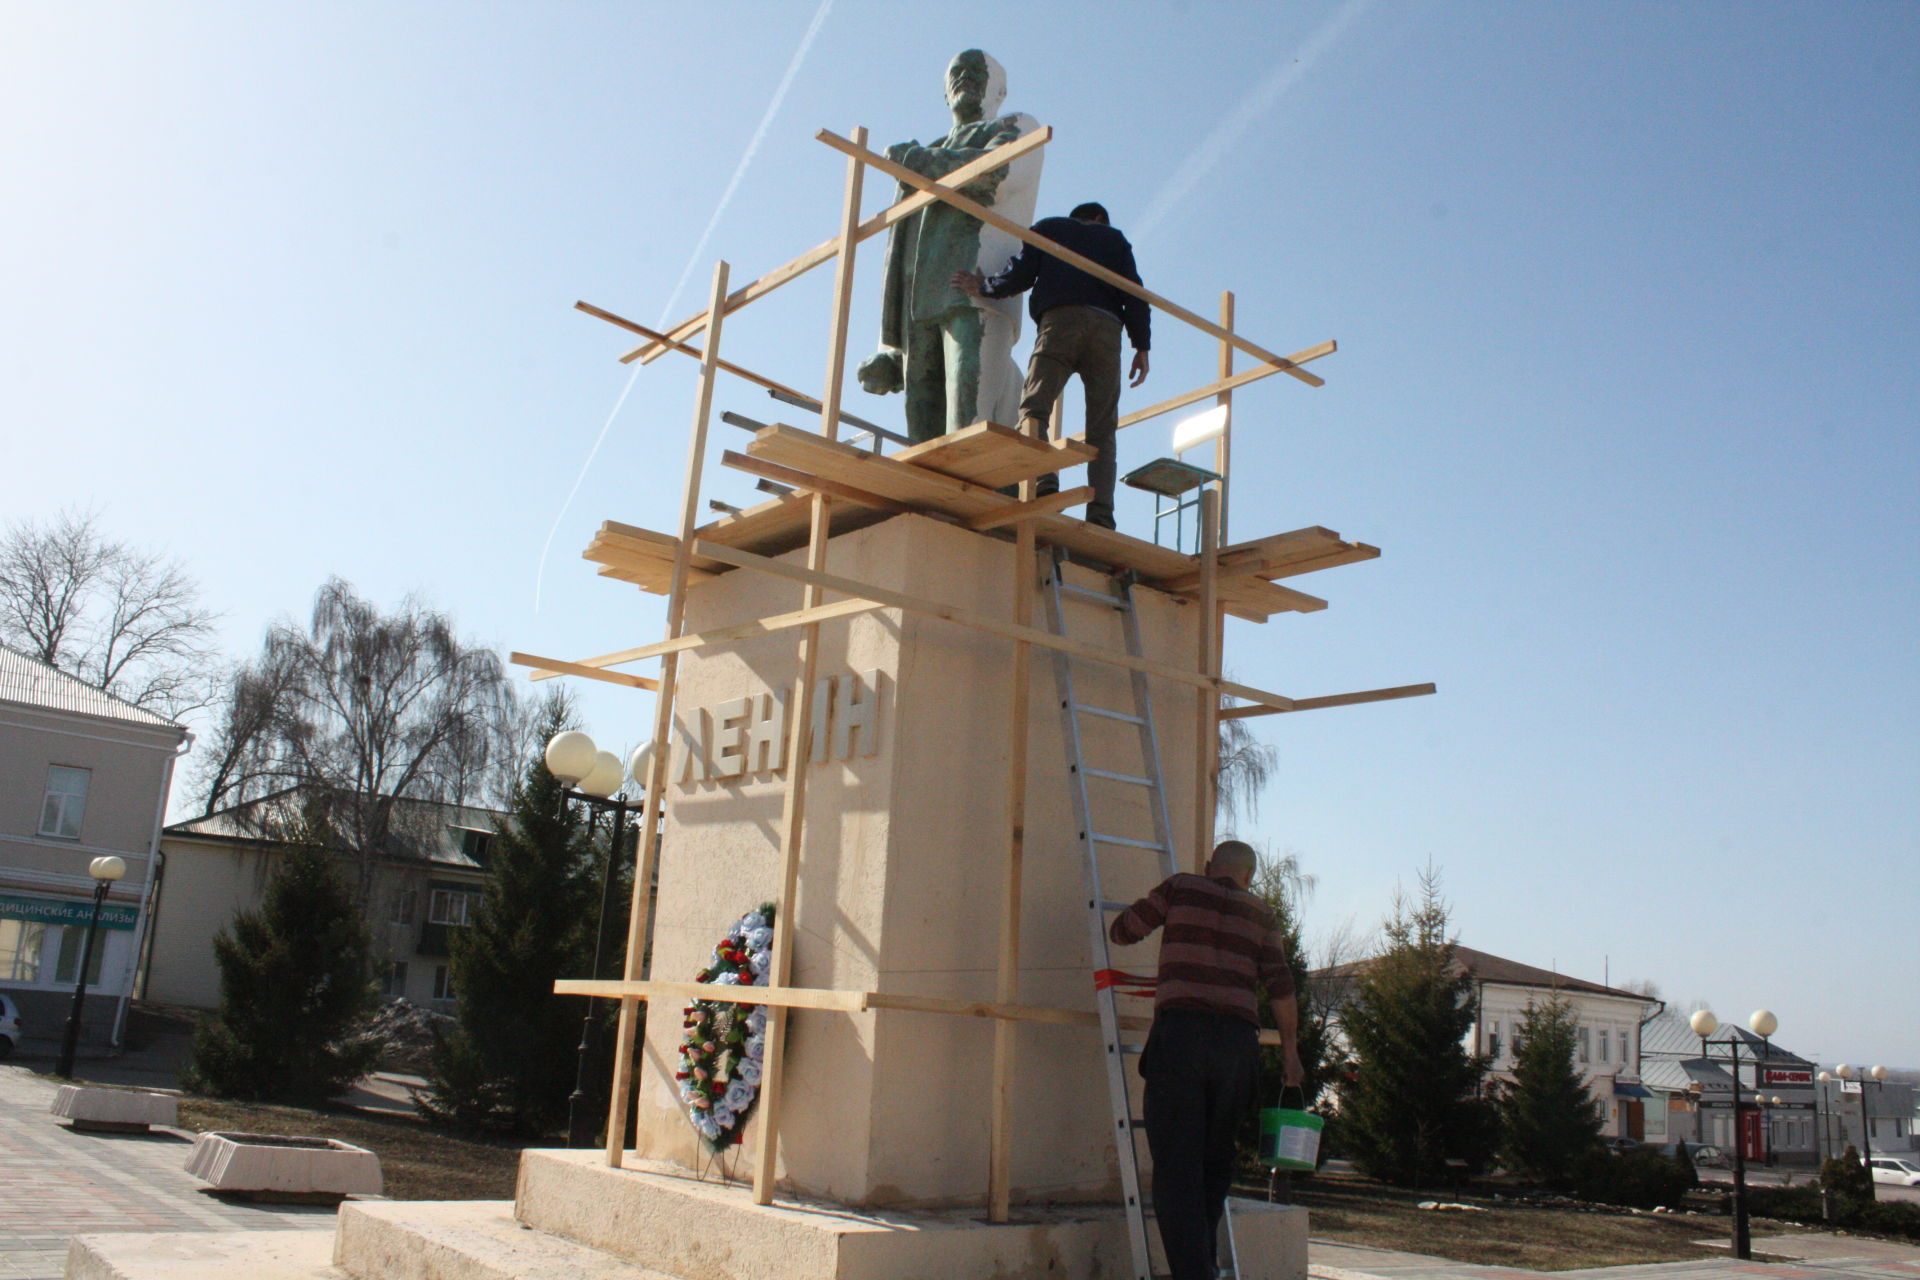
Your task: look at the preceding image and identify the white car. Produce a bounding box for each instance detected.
[1869,1157,1920,1187]
[0,992,19,1059]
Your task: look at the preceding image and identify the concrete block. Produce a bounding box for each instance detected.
[514,1148,1309,1280]
[333,1199,680,1280]
[64,1229,341,1279]
[50,1084,178,1133]
[184,1130,383,1200]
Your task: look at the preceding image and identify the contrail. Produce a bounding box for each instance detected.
[1134,0,1376,242]
[534,0,835,612]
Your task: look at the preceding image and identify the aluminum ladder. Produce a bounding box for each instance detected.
[1041,545,1241,1280]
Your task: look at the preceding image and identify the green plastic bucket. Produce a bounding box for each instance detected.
[1258,1101,1323,1172]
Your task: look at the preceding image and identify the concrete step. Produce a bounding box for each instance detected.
[65,1229,343,1279]
[334,1200,682,1280]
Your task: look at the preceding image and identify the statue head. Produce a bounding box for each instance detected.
[946,49,1006,124]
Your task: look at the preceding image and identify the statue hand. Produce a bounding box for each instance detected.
[857,349,904,396]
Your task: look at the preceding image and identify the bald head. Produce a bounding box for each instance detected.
[1207,840,1257,887]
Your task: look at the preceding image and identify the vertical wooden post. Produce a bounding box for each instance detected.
[987,434,1039,1221]
[1193,488,1220,872]
[604,259,733,1166]
[1214,291,1234,546]
[751,127,866,1207]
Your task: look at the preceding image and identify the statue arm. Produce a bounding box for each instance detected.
[893,117,1023,199]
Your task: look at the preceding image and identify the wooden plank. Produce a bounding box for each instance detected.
[1219,681,1436,720]
[818,128,1328,387]
[1216,291,1234,546]
[1113,341,1337,432]
[753,127,866,1207]
[692,537,1298,712]
[626,126,1052,364]
[575,302,811,401]
[556,979,870,1013]
[530,600,887,683]
[963,486,1093,531]
[721,449,920,516]
[604,259,734,1169]
[509,652,660,691]
[1160,528,1378,591]
[893,419,1096,490]
[1194,489,1220,873]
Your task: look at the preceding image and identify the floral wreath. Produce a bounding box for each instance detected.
[675,902,775,1149]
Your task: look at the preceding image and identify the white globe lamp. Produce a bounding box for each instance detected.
[545,731,599,786]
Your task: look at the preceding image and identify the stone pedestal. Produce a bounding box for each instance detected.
[50,1084,176,1133]
[633,514,1204,1208]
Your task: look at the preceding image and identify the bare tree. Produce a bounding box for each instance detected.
[197,578,517,900]
[1216,698,1277,825]
[0,509,219,717]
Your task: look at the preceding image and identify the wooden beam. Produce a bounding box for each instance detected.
[1219,682,1437,720]
[530,599,886,682]
[721,449,920,517]
[1113,342,1337,432]
[604,260,733,1168]
[556,978,870,1013]
[508,652,660,691]
[818,128,1328,388]
[692,537,1297,713]
[1194,489,1220,874]
[625,125,1052,364]
[1215,291,1234,547]
[963,486,1093,531]
[575,302,810,401]
[753,127,866,1207]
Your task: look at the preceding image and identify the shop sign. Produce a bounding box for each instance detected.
[0,892,138,931]
[1762,1067,1813,1086]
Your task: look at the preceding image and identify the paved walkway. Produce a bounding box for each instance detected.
[0,1066,334,1280]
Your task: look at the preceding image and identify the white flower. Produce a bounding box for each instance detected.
[695,1115,721,1141]
[746,1009,768,1035]
[746,926,773,951]
[711,1102,736,1130]
[739,912,765,934]
[750,951,771,975]
[714,971,739,985]
[724,1080,754,1111]
[738,1057,762,1085]
[744,1034,766,1061]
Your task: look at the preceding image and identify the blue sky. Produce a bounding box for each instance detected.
[4,3,1915,1065]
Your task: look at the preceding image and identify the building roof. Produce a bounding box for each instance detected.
[165,787,506,871]
[1314,944,1661,1005]
[0,643,183,731]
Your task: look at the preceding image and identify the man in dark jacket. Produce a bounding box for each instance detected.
[1109,839,1303,1280]
[953,202,1149,529]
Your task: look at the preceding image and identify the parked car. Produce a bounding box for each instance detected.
[1658,1141,1728,1168]
[0,992,19,1058]
[1605,1137,1642,1155]
[1868,1157,1920,1187]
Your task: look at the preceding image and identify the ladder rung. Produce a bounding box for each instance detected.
[1099,898,1136,913]
[1119,1043,1146,1054]
[1057,580,1123,605]
[1083,766,1154,786]
[1070,703,1146,725]
[1094,832,1168,852]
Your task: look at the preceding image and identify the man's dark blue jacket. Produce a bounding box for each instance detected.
[980,216,1151,352]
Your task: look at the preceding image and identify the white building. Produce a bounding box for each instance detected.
[0,645,189,1053]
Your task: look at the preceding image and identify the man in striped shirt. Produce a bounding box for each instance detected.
[1109,839,1302,1280]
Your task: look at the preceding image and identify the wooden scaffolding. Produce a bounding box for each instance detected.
[513,123,1433,1219]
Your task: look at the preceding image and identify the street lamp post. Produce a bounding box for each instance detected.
[546,731,654,1151]
[1693,1008,1779,1261]
[1834,1062,1888,1202]
[55,856,127,1078]
[1816,1071,1832,1163]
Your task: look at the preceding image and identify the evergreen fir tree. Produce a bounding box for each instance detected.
[417,691,601,1136]
[1336,868,1495,1185]
[182,823,382,1103]
[1247,853,1331,1113]
[1496,995,1603,1186]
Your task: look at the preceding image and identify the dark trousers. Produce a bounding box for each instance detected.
[1018,304,1122,529]
[1141,1009,1258,1280]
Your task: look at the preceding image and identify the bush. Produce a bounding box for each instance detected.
[1745,1180,1920,1243]
[1573,1147,1696,1210]
[1821,1145,1874,1208]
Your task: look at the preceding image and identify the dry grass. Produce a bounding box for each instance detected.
[1246,1170,1803,1272]
[174,1096,530,1201]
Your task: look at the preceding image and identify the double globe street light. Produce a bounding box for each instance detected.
[1689,1007,1778,1260]
[544,730,655,1150]
[1833,1061,1890,1202]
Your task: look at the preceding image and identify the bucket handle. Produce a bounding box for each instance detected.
[1278,1084,1309,1110]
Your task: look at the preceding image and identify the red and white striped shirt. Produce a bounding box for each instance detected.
[1108,872,1294,1026]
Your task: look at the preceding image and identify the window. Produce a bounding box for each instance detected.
[1487,1021,1502,1062]
[455,828,492,863]
[432,964,456,1001]
[0,920,46,982]
[428,889,475,927]
[1619,1030,1631,1063]
[390,891,417,927]
[1578,1027,1591,1063]
[52,926,107,986]
[380,960,409,998]
[39,766,90,839]
[1600,1029,1611,1063]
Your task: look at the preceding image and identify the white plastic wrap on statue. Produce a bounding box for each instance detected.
[968,58,1042,431]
